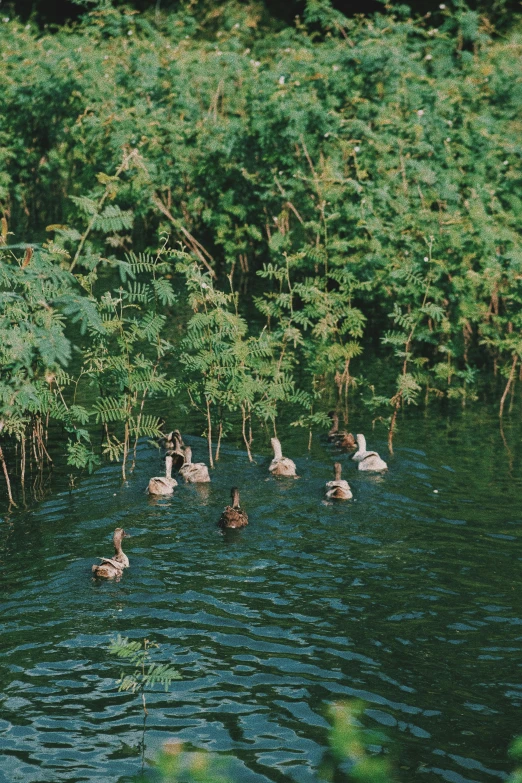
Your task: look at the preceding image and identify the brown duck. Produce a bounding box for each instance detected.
[218,488,248,529]
[148,454,178,495]
[92,528,130,579]
[166,432,186,473]
[179,446,210,483]
[328,412,356,450]
[269,437,297,477]
[325,462,353,500]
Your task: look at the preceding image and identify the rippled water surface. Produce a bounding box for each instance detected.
[1,412,521,783]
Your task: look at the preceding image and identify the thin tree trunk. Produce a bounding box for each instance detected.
[0,444,16,506]
[36,418,53,464]
[131,390,148,473]
[500,355,518,418]
[241,405,253,462]
[343,359,350,423]
[388,397,400,455]
[248,405,253,448]
[32,426,40,469]
[206,398,214,469]
[21,436,26,487]
[215,421,223,462]
[122,421,129,480]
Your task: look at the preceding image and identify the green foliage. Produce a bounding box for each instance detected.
[131,699,394,782]
[323,702,393,782]
[144,741,233,783]
[109,635,181,716]
[509,736,522,783]
[0,164,178,496]
[1,0,522,499]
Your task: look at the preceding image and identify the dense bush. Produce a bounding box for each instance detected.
[0,0,521,497]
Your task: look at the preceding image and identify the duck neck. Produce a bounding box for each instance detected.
[231,488,240,508]
[183,447,192,466]
[114,536,124,558]
[334,462,342,481]
[271,437,283,460]
[165,455,173,479]
[356,434,367,453]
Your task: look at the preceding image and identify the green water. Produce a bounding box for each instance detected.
[1,410,521,783]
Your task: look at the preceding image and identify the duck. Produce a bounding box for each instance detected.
[158,429,174,448]
[166,433,186,472]
[325,462,353,500]
[352,434,388,472]
[147,453,178,495]
[179,446,210,483]
[159,428,185,450]
[172,429,186,448]
[268,437,297,477]
[218,487,248,529]
[328,412,356,450]
[92,528,130,579]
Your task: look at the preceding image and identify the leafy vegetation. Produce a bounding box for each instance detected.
[0,0,521,500]
[129,697,521,782]
[122,698,394,782]
[109,634,181,716]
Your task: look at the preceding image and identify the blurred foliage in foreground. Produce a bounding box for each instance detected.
[130,701,395,782]
[0,0,521,499]
[129,699,521,782]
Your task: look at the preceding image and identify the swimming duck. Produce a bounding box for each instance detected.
[325,462,353,500]
[352,434,388,472]
[158,430,174,449]
[218,487,248,529]
[172,429,186,448]
[92,528,130,579]
[328,412,356,450]
[179,446,210,483]
[148,454,178,495]
[269,437,297,477]
[166,433,186,472]
[159,428,185,450]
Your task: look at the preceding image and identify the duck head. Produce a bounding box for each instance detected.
[113,528,130,548]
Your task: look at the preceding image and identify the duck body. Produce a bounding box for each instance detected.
[179,446,210,483]
[325,462,353,500]
[333,431,356,450]
[352,434,388,472]
[219,487,248,529]
[166,433,186,473]
[159,429,185,449]
[159,430,175,449]
[92,528,130,579]
[328,413,356,450]
[148,454,178,495]
[268,437,297,478]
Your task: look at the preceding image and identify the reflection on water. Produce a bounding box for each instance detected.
[0,411,521,783]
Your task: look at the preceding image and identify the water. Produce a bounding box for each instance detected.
[1,411,521,783]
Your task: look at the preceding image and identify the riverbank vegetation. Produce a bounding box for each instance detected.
[0,0,521,500]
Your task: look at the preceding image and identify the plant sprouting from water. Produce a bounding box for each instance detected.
[109,635,181,717]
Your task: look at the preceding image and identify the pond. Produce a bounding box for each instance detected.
[0,409,521,783]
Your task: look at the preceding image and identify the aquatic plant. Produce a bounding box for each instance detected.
[109,634,181,716]
[109,634,181,772]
